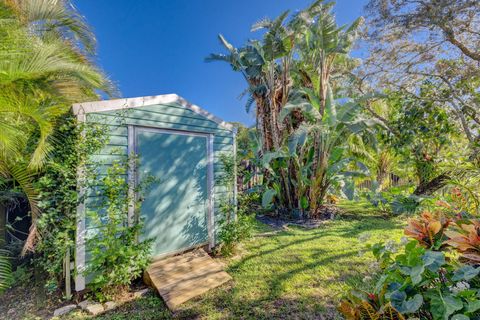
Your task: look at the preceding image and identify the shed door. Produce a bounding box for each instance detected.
[136,128,209,257]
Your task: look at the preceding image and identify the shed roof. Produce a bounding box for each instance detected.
[72,94,233,131]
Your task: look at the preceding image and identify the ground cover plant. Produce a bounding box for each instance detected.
[339,206,480,319]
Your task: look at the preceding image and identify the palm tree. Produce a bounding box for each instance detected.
[208,1,366,214]
[206,1,324,153]
[207,1,325,211]
[0,0,114,253]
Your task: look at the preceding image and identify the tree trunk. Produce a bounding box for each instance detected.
[0,205,5,243]
[413,172,451,196]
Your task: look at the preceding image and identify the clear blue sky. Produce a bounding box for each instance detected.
[74,1,367,125]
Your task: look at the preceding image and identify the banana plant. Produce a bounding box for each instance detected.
[208,1,367,215]
[274,89,379,213]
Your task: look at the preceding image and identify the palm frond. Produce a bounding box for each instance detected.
[245,95,256,114]
[218,34,237,54]
[0,0,115,254]
[0,245,13,293]
[251,17,273,32]
[6,163,40,254]
[6,0,96,54]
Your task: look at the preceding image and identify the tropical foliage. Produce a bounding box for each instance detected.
[340,209,480,319]
[0,0,114,253]
[445,220,480,264]
[209,1,375,216]
[1,1,479,319]
[35,116,107,294]
[0,0,113,298]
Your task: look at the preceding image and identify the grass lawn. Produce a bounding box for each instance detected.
[58,201,405,320]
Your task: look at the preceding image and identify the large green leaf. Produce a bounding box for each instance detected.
[342,179,355,200]
[407,264,425,285]
[452,265,480,281]
[428,292,464,320]
[280,99,319,122]
[390,291,423,313]
[467,300,480,313]
[262,151,288,172]
[322,85,336,125]
[262,189,277,208]
[288,126,308,155]
[327,157,352,176]
[422,251,445,272]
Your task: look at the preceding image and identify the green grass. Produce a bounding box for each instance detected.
[65,202,404,320]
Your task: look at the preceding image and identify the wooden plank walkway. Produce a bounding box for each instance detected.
[144,249,232,310]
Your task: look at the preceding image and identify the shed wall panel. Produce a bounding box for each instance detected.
[79,102,235,290]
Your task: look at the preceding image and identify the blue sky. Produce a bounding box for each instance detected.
[74,1,367,125]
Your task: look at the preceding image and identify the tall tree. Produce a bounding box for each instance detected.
[207,1,325,210]
[206,2,323,153]
[292,3,363,211]
[361,0,480,159]
[209,1,367,213]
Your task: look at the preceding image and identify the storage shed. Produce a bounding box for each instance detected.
[72,94,236,291]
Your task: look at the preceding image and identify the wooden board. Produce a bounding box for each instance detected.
[144,249,232,310]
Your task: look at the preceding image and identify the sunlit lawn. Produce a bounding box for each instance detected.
[65,201,405,320]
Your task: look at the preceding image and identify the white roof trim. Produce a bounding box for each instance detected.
[72,93,233,131]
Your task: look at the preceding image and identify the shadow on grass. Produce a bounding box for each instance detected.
[85,204,402,320]
[176,290,342,320]
[266,251,357,298]
[228,232,327,272]
[336,201,392,220]
[331,218,405,238]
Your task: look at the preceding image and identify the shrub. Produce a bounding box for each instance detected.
[404,211,451,249]
[445,219,480,264]
[364,186,423,215]
[217,214,254,256]
[216,153,255,256]
[237,191,261,214]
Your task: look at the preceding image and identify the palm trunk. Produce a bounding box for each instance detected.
[413,172,451,196]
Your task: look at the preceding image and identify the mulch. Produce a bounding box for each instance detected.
[256,204,342,233]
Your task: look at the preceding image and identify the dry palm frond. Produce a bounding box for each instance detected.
[339,299,405,320]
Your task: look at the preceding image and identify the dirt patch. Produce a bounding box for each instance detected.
[0,285,62,319]
[0,280,151,319]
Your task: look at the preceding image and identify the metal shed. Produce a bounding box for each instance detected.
[72,94,236,291]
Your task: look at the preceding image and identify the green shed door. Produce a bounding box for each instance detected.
[135,128,209,257]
